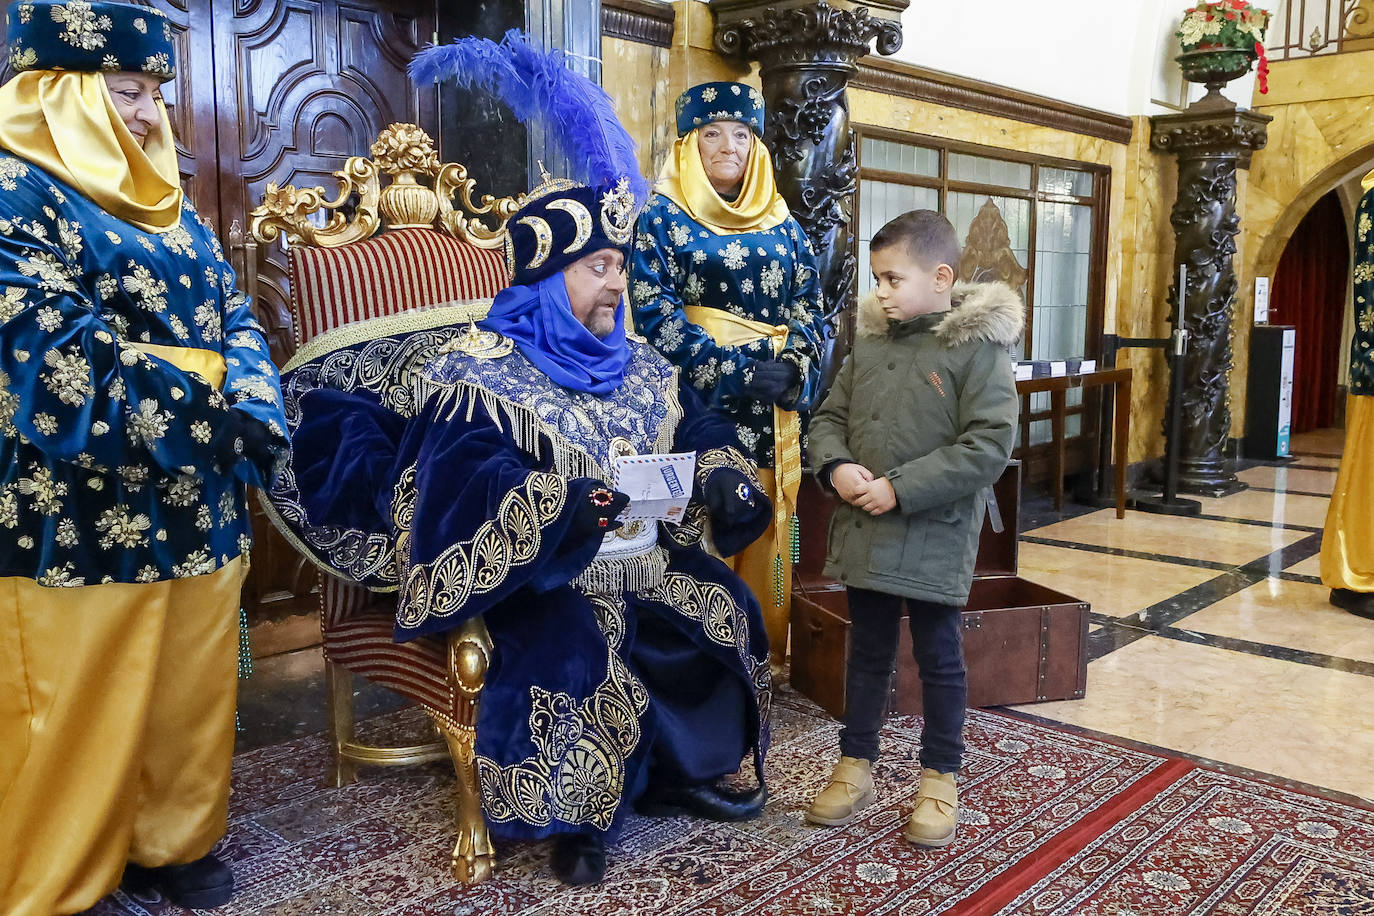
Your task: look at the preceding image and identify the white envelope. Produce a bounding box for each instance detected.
[611,451,697,522]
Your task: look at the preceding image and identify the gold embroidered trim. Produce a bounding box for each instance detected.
[283,300,494,372]
[397,472,567,627]
[696,445,762,491]
[475,650,648,829]
[413,375,683,485]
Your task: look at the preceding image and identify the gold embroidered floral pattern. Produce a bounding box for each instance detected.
[51,1,112,52]
[397,472,567,627]
[475,651,648,829]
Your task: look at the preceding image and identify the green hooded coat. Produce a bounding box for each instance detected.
[809,281,1024,605]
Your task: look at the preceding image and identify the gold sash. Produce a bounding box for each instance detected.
[683,305,802,554]
[130,342,227,390]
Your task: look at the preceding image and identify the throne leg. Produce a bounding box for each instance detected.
[436,620,495,884]
[433,715,494,884]
[324,660,358,787]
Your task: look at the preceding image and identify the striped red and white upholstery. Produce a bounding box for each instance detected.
[289,227,507,347]
[290,226,508,719]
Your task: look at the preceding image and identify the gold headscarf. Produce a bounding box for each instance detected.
[655,127,791,235]
[0,71,183,234]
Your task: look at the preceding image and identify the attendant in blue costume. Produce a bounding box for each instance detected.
[0,4,287,914]
[629,82,827,672]
[266,33,774,887]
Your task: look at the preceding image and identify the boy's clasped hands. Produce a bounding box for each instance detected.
[831,463,897,516]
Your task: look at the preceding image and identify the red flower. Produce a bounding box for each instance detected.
[1255,40,1269,93]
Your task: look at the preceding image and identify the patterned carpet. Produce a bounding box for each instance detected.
[90,687,1374,915]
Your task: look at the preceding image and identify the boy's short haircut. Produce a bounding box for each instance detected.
[871,210,961,275]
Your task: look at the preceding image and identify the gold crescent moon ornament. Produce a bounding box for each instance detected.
[517,215,553,270]
[547,198,593,254]
[599,177,637,246]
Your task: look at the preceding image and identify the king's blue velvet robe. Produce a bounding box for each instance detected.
[266,309,772,839]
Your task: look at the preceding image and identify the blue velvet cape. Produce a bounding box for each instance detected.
[266,308,772,839]
[0,153,287,585]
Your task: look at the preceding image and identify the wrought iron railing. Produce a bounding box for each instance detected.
[1270,0,1374,59]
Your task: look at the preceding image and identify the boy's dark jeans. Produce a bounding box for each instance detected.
[838,586,966,773]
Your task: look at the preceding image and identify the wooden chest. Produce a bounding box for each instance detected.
[789,461,1090,719]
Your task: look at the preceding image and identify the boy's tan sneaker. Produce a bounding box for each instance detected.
[805,756,875,826]
[902,768,958,847]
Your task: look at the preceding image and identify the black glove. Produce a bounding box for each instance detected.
[743,358,800,406]
[702,468,771,557]
[213,409,279,478]
[703,468,760,528]
[572,483,630,535]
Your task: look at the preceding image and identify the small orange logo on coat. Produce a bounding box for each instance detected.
[927,371,946,397]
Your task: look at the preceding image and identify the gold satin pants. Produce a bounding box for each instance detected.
[727,467,793,673]
[1322,394,1374,593]
[0,559,243,916]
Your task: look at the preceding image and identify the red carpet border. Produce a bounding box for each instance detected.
[90,688,1374,915]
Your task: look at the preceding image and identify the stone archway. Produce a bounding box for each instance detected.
[1231,79,1374,425]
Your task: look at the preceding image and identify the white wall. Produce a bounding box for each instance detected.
[882,0,1262,116]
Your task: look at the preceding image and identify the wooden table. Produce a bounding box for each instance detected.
[1015,367,1133,518]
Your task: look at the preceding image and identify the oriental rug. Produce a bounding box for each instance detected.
[89,687,1374,916]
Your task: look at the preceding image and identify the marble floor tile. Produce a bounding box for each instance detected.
[1173,579,1374,663]
[1012,635,1374,801]
[1025,509,1307,567]
[1236,464,1338,495]
[1018,541,1217,618]
[1286,553,1324,578]
[1196,488,1331,529]
[1289,455,1342,469]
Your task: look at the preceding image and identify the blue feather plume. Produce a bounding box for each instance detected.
[410,30,650,206]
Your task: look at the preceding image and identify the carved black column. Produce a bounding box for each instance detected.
[711,0,904,354]
[1149,107,1270,496]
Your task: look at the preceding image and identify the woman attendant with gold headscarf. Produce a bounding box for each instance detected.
[630,82,826,672]
[0,3,286,913]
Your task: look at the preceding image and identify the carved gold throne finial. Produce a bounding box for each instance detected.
[249,123,527,250]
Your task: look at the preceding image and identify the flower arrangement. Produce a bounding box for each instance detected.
[1177,0,1271,93]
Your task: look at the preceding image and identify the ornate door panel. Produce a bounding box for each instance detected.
[209,0,439,623]
[150,0,222,228]
[212,0,438,363]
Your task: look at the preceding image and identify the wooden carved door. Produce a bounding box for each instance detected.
[209,0,440,626]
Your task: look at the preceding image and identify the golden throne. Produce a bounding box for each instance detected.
[249,123,524,884]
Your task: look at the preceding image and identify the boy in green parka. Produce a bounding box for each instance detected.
[805,210,1022,847]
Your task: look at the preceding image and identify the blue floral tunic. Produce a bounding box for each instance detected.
[0,152,287,586]
[629,194,826,467]
[1352,186,1374,396]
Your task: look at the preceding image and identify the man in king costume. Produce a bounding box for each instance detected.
[265,32,774,886]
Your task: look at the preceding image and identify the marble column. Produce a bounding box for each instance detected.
[1149,106,1270,496]
[711,0,904,358]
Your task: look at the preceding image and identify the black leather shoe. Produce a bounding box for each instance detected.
[122,853,235,909]
[550,832,606,885]
[635,780,767,821]
[1331,588,1374,620]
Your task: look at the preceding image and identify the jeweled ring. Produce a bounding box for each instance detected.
[736,483,751,501]
[590,487,615,507]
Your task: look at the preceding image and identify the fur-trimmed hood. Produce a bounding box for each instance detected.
[856,280,1025,347]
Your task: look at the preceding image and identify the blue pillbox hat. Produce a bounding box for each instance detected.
[674,81,765,138]
[6,0,175,81]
